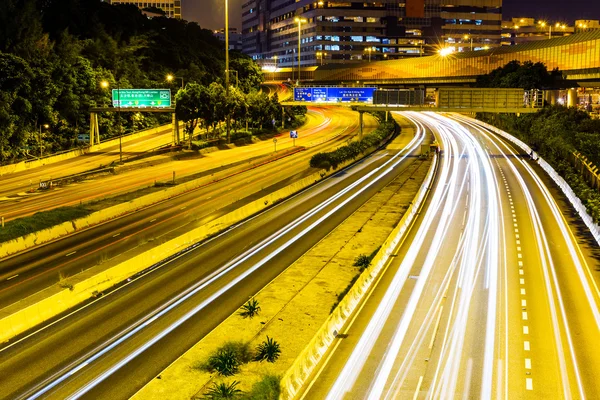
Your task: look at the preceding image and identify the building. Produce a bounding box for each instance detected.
[575,20,600,32]
[502,18,574,46]
[214,28,244,51]
[241,0,502,68]
[105,0,182,19]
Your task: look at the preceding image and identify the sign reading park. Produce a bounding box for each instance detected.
[112,89,172,108]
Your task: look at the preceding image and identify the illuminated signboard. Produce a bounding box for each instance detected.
[294,87,376,103]
[112,89,172,108]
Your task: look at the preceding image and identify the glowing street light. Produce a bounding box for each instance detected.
[166,74,184,90]
[316,51,327,66]
[463,34,473,51]
[364,46,376,62]
[438,46,455,57]
[39,123,49,158]
[294,17,308,84]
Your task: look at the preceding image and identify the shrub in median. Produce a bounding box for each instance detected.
[309,121,397,170]
[254,337,281,363]
[202,342,253,376]
[202,381,243,399]
[243,375,281,400]
[238,298,261,319]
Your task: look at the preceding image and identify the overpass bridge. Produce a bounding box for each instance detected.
[311,31,600,87]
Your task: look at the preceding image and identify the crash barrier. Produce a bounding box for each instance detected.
[0,122,181,177]
[461,115,600,246]
[279,152,438,400]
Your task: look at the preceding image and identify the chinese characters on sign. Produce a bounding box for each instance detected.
[112,89,172,108]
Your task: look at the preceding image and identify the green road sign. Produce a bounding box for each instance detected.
[112,89,172,108]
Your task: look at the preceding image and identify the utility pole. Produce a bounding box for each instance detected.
[225,0,231,143]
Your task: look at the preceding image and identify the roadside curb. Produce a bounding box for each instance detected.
[279,151,439,399]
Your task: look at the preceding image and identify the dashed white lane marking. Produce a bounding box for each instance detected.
[523,326,529,334]
[113,233,121,238]
[517,246,521,251]
[150,218,157,223]
[180,206,187,210]
[515,228,519,233]
[522,299,527,307]
[522,311,528,320]
[66,251,77,257]
[526,378,533,390]
[518,261,523,267]
[6,274,18,281]
[520,278,525,285]
[517,253,523,259]
[524,341,531,351]
[525,359,532,369]
[516,240,521,245]
[521,288,526,295]
[519,269,524,275]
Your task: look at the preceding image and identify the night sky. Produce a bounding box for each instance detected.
[186,0,600,31]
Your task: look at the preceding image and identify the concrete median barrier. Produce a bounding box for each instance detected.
[279,153,438,400]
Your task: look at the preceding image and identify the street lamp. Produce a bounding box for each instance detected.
[225,0,231,142]
[316,51,327,66]
[101,80,123,163]
[39,124,49,158]
[364,46,375,62]
[538,21,553,39]
[166,74,184,90]
[294,17,307,84]
[272,55,278,81]
[463,34,473,51]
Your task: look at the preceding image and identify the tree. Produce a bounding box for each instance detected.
[475,60,563,90]
[254,337,281,363]
[175,83,210,145]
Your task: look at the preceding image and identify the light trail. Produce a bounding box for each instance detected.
[20,115,425,400]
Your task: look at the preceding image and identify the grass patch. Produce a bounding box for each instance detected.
[0,205,92,244]
[242,375,281,400]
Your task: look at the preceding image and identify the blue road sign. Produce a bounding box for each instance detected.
[294,87,376,103]
[290,131,298,139]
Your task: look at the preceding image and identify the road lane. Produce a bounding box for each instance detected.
[300,112,600,400]
[0,114,426,399]
[0,108,377,308]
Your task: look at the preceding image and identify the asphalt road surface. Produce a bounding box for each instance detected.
[300,113,600,400]
[0,108,377,308]
[0,113,427,399]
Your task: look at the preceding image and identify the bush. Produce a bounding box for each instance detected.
[254,337,281,363]
[202,381,243,399]
[242,375,281,400]
[353,254,370,269]
[202,342,253,376]
[309,120,397,170]
[239,298,261,319]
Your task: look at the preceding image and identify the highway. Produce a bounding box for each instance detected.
[0,113,427,399]
[0,106,333,221]
[300,113,600,400]
[0,123,177,199]
[0,108,377,308]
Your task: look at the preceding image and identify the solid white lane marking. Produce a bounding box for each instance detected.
[6,275,18,281]
[526,378,533,390]
[524,341,530,351]
[66,251,77,257]
[521,288,526,295]
[413,376,424,400]
[112,233,120,238]
[525,358,532,369]
[429,305,444,349]
[523,326,529,334]
[522,299,527,307]
[522,311,528,320]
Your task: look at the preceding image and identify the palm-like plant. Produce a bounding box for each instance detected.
[202,381,243,399]
[208,349,239,376]
[239,298,261,319]
[254,337,281,363]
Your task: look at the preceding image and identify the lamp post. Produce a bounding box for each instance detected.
[316,51,327,66]
[365,46,375,62]
[294,17,307,84]
[166,74,184,90]
[225,0,231,143]
[101,80,123,163]
[273,55,278,81]
[463,34,473,51]
[39,124,49,158]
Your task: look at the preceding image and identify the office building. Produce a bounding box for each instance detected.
[214,28,244,51]
[105,0,182,19]
[242,0,502,68]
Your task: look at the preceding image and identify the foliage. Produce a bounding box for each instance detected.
[202,342,253,376]
[254,337,281,363]
[175,83,210,138]
[242,375,281,400]
[202,381,243,400]
[475,60,564,90]
[353,254,371,269]
[477,106,600,224]
[0,0,264,163]
[310,121,397,170]
[239,298,261,319]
